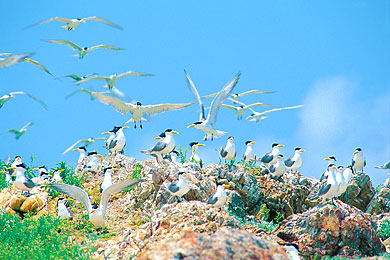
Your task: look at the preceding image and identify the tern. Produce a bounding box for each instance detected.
[311,164,338,203]
[141,129,178,157]
[45,40,124,59]
[34,166,51,181]
[26,16,122,31]
[207,184,229,208]
[4,122,34,140]
[85,151,102,172]
[201,90,275,104]
[65,88,117,101]
[163,173,190,201]
[189,142,205,168]
[375,161,390,170]
[48,179,143,227]
[343,165,353,183]
[100,167,119,192]
[57,198,72,219]
[221,101,272,120]
[219,136,236,163]
[269,154,286,178]
[0,53,54,76]
[246,105,303,122]
[185,70,241,141]
[243,141,256,162]
[0,91,47,110]
[73,147,87,164]
[320,156,337,181]
[260,143,284,165]
[63,137,105,155]
[63,73,97,84]
[335,166,347,197]
[284,148,305,172]
[102,126,129,153]
[90,94,193,128]
[9,156,22,176]
[0,52,33,69]
[8,163,40,195]
[352,148,366,173]
[52,169,65,182]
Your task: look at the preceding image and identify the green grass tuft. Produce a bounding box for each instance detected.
[378,219,390,240]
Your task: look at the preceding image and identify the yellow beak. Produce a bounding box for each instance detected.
[154,136,161,140]
[251,141,256,145]
[58,169,65,173]
[73,148,80,151]
[33,168,39,171]
[187,124,195,128]
[300,149,306,152]
[113,168,120,171]
[278,144,285,148]
[172,131,179,134]
[353,151,358,155]
[123,126,129,129]
[65,198,72,201]
[98,154,103,158]
[102,132,110,135]
[198,143,205,147]
[324,158,330,161]
[7,167,16,170]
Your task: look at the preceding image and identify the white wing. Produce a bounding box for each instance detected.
[237,90,275,97]
[244,102,273,109]
[94,94,135,115]
[143,102,193,117]
[207,72,240,125]
[24,58,54,76]
[256,105,303,116]
[221,104,240,111]
[200,93,217,99]
[63,139,84,154]
[21,122,34,131]
[118,70,153,78]
[88,45,124,51]
[49,183,93,214]
[65,88,113,100]
[45,40,82,51]
[100,179,143,212]
[184,70,205,121]
[0,53,33,69]
[82,16,122,29]
[75,75,110,85]
[25,17,73,29]
[10,91,48,110]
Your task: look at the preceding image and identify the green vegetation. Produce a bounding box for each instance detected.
[227,205,277,232]
[237,159,257,171]
[177,145,188,163]
[321,252,390,259]
[375,183,384,193]
[378,219,390,240]
[0,159,11,189]
[0,212,92,260]
[122,163,143,194]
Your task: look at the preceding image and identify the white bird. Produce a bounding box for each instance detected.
[100,167,119,192]
[102,126,129,153]
[45,40,124,59]
[320,156,337,181]
[207,184,228,208]
[9,156,22,176]
[186,70,241,141]
[221,102,272,120]
[141,129,178,157]
[4,122,34,140]
[26,16,122,31]
[335,166,348,197]
[0,52,33,69]
[243,141,256,162]
[201,90,275,103]
[63,73,97,84]
[375,161,390,170]
[343,166,353,183]
[63,137,105,155]
[189,142,205,168]
[0,91,47,110]
[85,151,102,172]
[94,95,193,128]
[57,198,72,219]
[163,173,190,200]
[311,164,339,202]
[52,169,65,182]
[219,136,236,162]
[284,148,305,171]
[49,179,143,227]
[0,53,54,76]
[246,105,303,122]
[73,147,87,164]
[260,143,284,165]
[34,166,51,181]
[269,154,286,178]
[8,163,40,194]
[352,148,366,173]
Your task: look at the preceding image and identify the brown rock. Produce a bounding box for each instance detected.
[275,200,385,259]
[6,194,26,211]
[138,227,290,260]
[366,178,390,215]
[20,194,46,213]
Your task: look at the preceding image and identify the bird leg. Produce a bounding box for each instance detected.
[140,121,143,129]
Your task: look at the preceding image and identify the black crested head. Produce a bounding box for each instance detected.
[189,142,198,147]
[83,47,88,50]
[172,151,179,155]
[245,141,252,145]
[14,155,22,159]
[136,101,142,106]
[178,171,186,176]
[328,163,335,168]
[278,154,284,158]
[103,167,113,172]
[39,165,47,170]
[239,105,244,108]
[329,156,336,161]
[77,18,82,20]
[272,143,279,147]
[165,129,173,133]
[228,136,234,140]
[337,166,343,170]
[79,146,87,151]
[158,132,166,138]
[356,147,362,151]
[16,163,27,169]
[88,151,98,156]
[193,121,202,125]
[111,126,122,133]
[92,204,98,209]
[250,113,255,116]
[295,147,301,151]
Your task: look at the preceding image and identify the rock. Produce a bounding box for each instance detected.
[19,194,47,213]
[275,200,385,259]
[6,194,26,211]
[138,227,291,260]
[366,178,390,215]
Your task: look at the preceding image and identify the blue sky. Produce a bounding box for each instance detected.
[1,1,389,184]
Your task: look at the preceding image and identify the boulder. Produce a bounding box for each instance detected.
[275,200,385,259]
[138,227,291,260]
[19,194,47,213]
[366,178,390,215]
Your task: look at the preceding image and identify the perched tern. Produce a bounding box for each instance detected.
[320,156,337,181]
[48,179,143,227]
[8,163,40,194]
[246,105,303,122]
[219,136,236,162]
[73,147,87,164]
[335,166,347,197]
[0,53,54,76]
[243,141,256,162]
[102,126,129,153]
[207,184,228,208]
[4,122,34,140]
[100,167,119,192]
[311,164,338,202]
[0,91,47,110]
[185,70,241,141]
[45,40,124,59]
[57,198,72,219]
[63,137,105,155]
[85,151,102,172]
[221,101,272,120]
[260,143,284,165]
[352,148,366,173]
[343,165,353,183]
[163,173,190,201]
[375,161,390,170]
[201,90,275,103]
[141,129,178,157]
[52,169,65,182]
[269,154,286,178]
[9,156,22,176]
[284,148,305,171]
[26,16,122,31]
[189,142,205,168]
[34,166,51,181]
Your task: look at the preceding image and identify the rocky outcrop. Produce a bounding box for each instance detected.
[275,201,385,259]
[138,227,290,260]
[366,178,390,215]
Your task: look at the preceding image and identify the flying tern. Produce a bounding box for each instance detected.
[0,53,54,76]
[63,137,105,155]
[0,91,47,110]
[4,122,34,140]
[246,105,303,122]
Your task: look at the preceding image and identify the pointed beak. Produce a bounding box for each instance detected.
[58,169,65,173]
[113,168,120,171]
[353,151,358,155]
[122,126,129,129]
[324,158,330,161]
[251,141,256,145]
[98,154,103,158]
[90,209,95,213]
[198,143,205,147]
[73,148,80,151]
[278,144,284,148]
[154,136,161,140]
[33,168,39,171]
[7,167,16,170]
[246,116,251,120]
[65,198,72,201]
[102,132,110,135]
[187,124,195,128]
[172,131,179,134]
[300,149,305,152]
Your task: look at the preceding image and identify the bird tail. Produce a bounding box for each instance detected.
[140,150,151,155]
[375,166,384,169]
